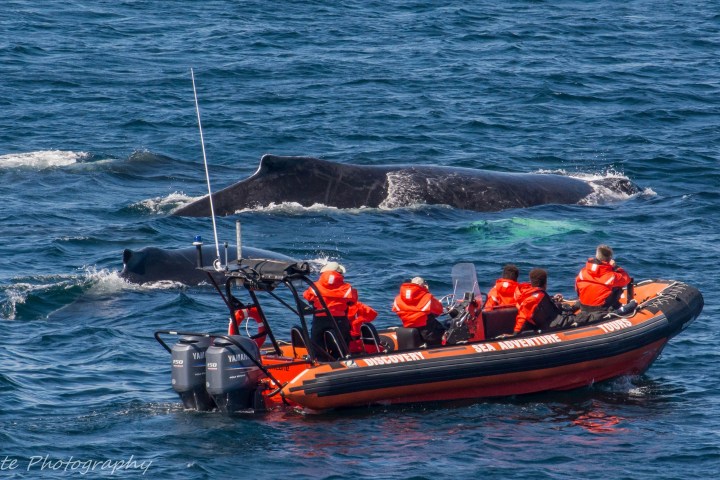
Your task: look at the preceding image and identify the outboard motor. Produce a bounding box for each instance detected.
[205,336,263,413]
[171,336,216,411]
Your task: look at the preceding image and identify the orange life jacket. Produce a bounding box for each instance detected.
[575,259,631,308]
[348,301,378,337]
[513,286,543,333]
[484,278,521,310]
[392,282,443,328]
[303,271,358,318]
[514,285,565,334]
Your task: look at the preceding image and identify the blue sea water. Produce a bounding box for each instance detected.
[1,0,719,478]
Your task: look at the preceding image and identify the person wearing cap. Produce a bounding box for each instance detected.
[303,261,358,352]
[483,264,523,310]
[392,277,445,346]
[575,245,631,323]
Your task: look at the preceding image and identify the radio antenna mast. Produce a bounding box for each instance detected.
[190,68,221,269]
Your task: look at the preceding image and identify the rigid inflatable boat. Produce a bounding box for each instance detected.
[155,254,704,413]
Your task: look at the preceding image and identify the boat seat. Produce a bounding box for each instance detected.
[395,327,423,351]
[323,330,344,360]
[290,325,309,358]
[359,322,382,354]
[482,306,519,338]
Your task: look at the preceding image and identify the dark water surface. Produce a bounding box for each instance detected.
[1,1,719,478]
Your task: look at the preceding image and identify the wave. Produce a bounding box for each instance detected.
[0,267,186,321]
[539,168,656,205]
[132,192,200,215]
[0,150,92,169]
[171,200,381,215]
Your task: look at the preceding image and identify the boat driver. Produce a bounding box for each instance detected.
[392,277,445,346]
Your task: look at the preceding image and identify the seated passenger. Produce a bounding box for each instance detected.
[507,268,570,336]
[392,277,445,347]
[303,262,357,351]
[484,264,523,310]
[575,244,631,324]
[347,301,379,353]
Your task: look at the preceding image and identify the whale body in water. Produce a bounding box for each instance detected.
[121,245,294,285]
[172,155,639,216]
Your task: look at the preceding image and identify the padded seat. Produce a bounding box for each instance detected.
[482,307,519,338]
[395,327,423,350]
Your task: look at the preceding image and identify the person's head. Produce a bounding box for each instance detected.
[501,264,519,281]
[321,261,346,274]
[595,245,613,263]
[410,276,429,290]
[529,268,547,289]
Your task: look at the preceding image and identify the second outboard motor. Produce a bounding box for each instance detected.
[206,336,263,413]
[171,335,216,411]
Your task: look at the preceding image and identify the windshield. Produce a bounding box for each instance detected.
[451,263,481,298]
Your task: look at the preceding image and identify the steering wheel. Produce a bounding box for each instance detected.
[438,294,456,313]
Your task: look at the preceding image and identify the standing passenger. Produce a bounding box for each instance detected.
[303,262,356,351]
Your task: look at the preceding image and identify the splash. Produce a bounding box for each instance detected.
[0,267,184,320]
[1,283,34,320]
[85,266,186,292]
[230,202,374,215]
[539,168,655,205]
[0,150,90,169]
[237,202,342,214]
[138,192,201,215]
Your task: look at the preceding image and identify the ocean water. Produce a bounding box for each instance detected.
[1,1,719,478]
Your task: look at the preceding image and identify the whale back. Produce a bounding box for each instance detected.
[171,155,635,216]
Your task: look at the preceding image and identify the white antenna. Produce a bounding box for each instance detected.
[236,220,242,260]
[190,68,222,270]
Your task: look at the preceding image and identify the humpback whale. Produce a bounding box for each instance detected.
[121,245,294,285]
[172,155,639,216]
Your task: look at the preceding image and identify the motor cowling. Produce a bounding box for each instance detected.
[205,336,263,413]
[171,335,216,411]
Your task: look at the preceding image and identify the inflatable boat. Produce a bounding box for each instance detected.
[155,253,704,413]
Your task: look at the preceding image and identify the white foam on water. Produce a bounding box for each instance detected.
[233,201,373,214]
[1,283,36,320]
[0,150,90,169]
[84,266,186,292]
[538,168,656,205]
[141,192,201,215]
[0,267,188,320]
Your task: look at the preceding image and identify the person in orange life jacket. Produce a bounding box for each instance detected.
[392,277,446,346]
[303,261,357,350]
[501,268,566,337]
[483,264,522,310]
[575,244,631,324]
[347,301,379,353]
